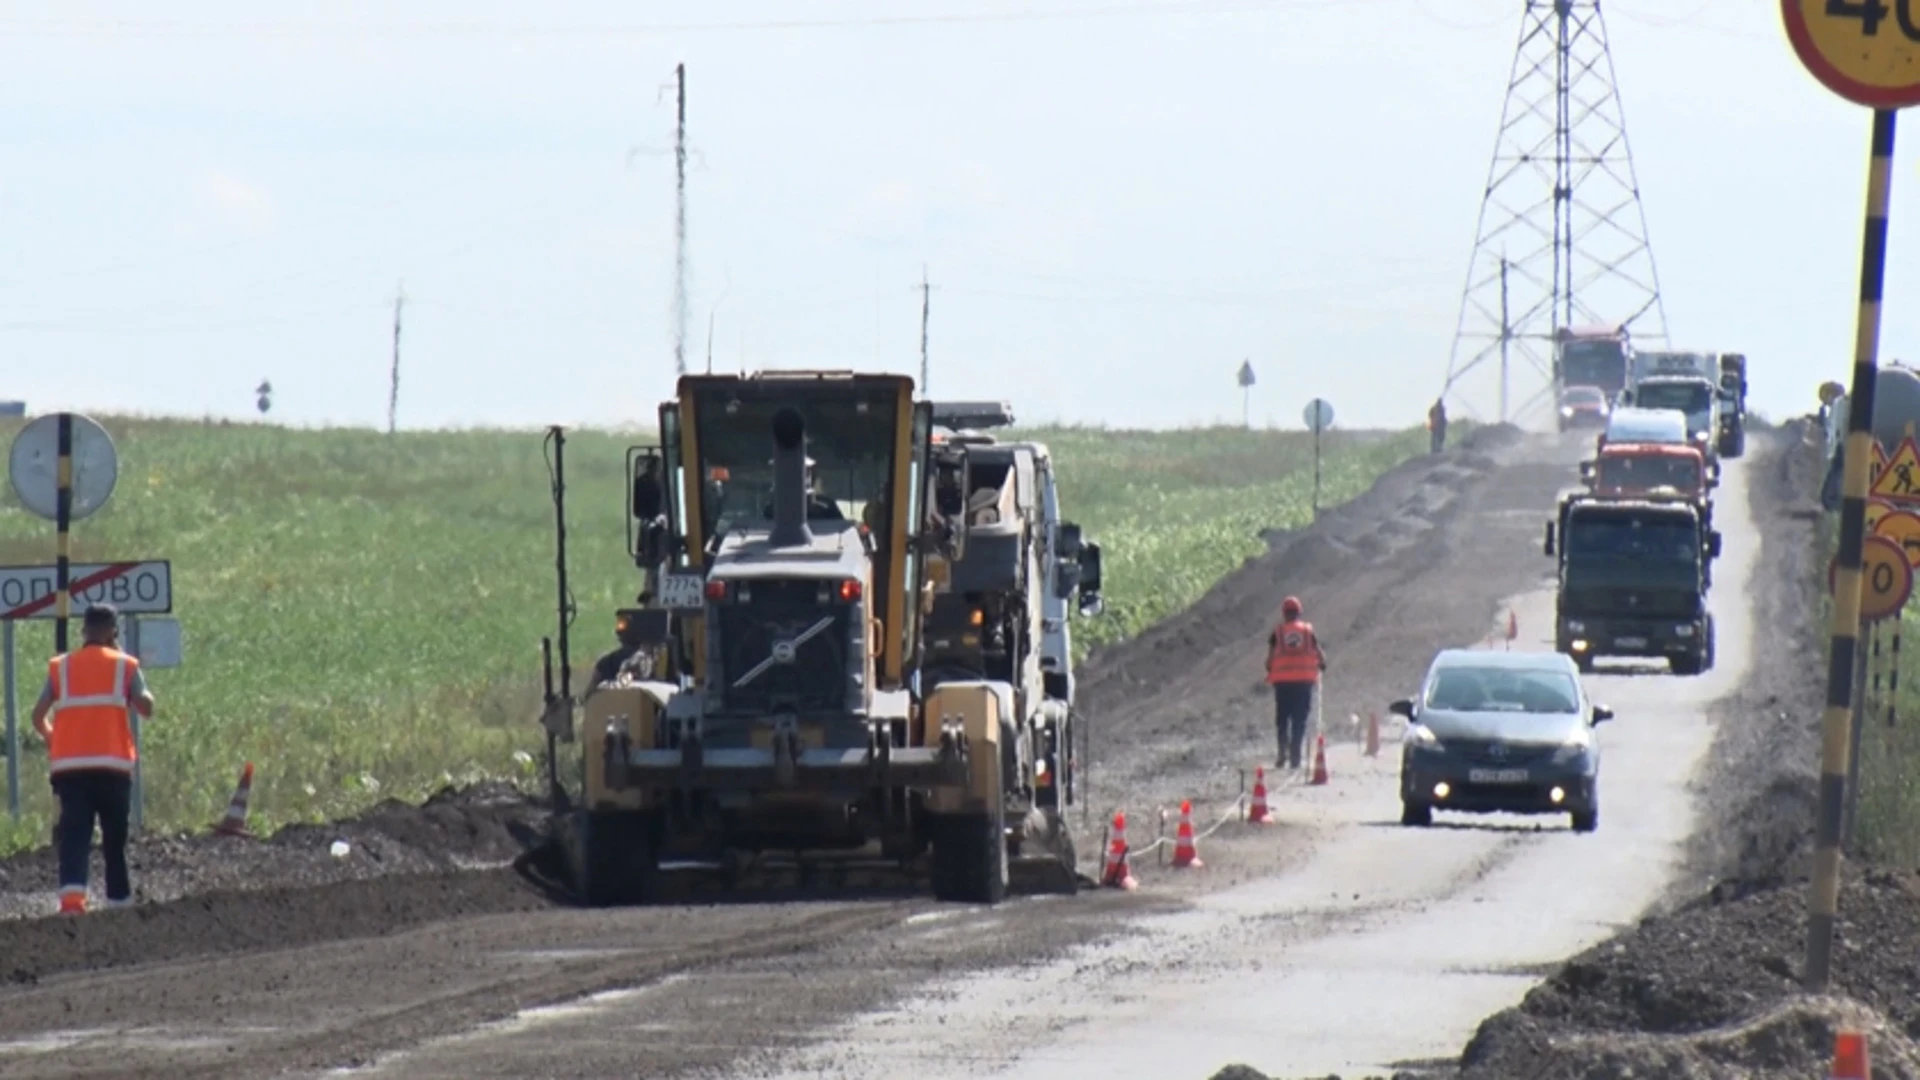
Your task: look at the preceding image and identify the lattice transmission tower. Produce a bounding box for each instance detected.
[1442,0,1669,425]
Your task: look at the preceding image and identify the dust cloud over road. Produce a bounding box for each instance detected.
[0,425,1778,1080]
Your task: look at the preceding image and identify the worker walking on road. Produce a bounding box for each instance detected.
[1428,398,1448,455]
[1266,596,1327,771]
[30,603,154,914]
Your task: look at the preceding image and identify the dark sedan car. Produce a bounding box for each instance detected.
[1391,648,1613,832]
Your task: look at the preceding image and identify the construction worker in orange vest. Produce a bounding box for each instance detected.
[1266,596,1327,770]
[29,603,154,914]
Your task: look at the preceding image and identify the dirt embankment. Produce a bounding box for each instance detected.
[1450,420,1920,1079]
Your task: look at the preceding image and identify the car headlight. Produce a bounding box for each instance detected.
[1552,729,1592,765]
[1560,406,1574,417]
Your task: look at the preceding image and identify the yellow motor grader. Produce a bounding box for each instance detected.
[540,371,1103,905]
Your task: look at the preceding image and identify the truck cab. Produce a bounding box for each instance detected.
[1544,494,1719,676]
[1578,441,1718,531]
[1623,374,1720,463]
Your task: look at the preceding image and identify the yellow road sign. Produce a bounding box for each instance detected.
[1784,0,1920,109]
[1831,535,1915,621]
[1870,435,1920,502]
[1868,497,1896,533]
[1877,508,1920,566]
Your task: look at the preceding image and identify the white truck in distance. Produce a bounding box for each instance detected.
[1624,350,1722,464]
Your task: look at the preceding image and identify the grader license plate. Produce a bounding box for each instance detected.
[659,573,706,609]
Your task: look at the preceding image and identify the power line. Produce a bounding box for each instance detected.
[0,2,1403,40]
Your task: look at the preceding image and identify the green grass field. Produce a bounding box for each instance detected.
[0,416,1425,853]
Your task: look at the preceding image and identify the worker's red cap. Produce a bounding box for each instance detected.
[1281,596,1302,616]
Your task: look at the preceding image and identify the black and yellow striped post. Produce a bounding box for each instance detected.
[1806,108,1896,992]
[54,412,73,654]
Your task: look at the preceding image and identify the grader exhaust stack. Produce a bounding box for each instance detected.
[768,406,812,548]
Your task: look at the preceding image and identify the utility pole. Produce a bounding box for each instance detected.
[918,266,933,393]
[672,62,689,377]
[388,281,405,435]
[1498,256,1511,425]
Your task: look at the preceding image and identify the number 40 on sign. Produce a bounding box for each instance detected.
[1785,0,1920,109]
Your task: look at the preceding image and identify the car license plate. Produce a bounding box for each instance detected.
[1468,768,1530,784]
[1615,636,1648,649]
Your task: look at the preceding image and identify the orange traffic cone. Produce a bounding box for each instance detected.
[1364,712,1381,758]
[1309,735,1329,785]
[1170,800,1203,869]
[1247,767,1273,824]
[214,762,255,837]
[1831,1030,1869,1079]
[1101,811,1138,889]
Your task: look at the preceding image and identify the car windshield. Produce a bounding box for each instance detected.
[1597,455,1699,490]
[1425,665,1580,713]
[1636,382,1712,413]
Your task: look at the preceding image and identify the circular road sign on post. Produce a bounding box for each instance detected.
[1830,534,1915,621]
[1302,398,1334,433]
[1876,507,1920,566]
[7,412,119,522]
[1783,0,1920,109]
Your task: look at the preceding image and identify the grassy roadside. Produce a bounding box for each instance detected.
[0,416,1425,853]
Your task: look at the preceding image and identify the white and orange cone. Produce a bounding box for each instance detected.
[1100,811,1138,890]
[1309,735,1329,786]
[214,762,255,837]
[1170,800,1203,869]
[1247,767,1273,824]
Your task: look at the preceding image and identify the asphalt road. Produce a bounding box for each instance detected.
[0,427,1761,1080]
[748,443,1758,1080]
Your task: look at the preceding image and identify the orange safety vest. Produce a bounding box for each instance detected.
[1266,619,1321,685]
[45,645,139,777]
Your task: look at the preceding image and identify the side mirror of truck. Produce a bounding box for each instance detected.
[631,450,665,521]
[1543,521,1556,557]
[1708,531,1723,559]
[1075,541,1105,617]
[1578,460,1595,484]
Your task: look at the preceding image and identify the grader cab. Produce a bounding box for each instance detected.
[557,371,1076,906]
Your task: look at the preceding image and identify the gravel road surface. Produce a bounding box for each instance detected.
[0,424,1762,1080]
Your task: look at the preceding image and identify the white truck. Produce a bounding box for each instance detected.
[1624,350,1722,464]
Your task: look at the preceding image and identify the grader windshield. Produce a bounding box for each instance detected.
[664,373,929,689]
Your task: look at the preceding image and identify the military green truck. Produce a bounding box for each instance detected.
[1543,493,1720,676]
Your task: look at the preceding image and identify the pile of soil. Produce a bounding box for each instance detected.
[1450,418,1920,1079]
[0,780,553,920]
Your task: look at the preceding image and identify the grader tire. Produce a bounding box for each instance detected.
[573,809,659,907]
[930,812,1008,905]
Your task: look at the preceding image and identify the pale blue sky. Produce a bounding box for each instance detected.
[0,0,1897,431]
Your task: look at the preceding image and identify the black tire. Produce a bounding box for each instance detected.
[1401,800,1432,827]
[1705,617,1717,670]
[1570,807,1598,833]
[930,811,1008,904]
[573,809,659,907]
[1572,651,1595,674]
[1670,650,1703,677]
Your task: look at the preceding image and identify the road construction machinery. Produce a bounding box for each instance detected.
[920,400,1107,875]
[544,372,1105,907]
[1544,493,1719,676]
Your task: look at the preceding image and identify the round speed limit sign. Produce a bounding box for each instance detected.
[1830,534,1915,621]
[1784,0,1920,108]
